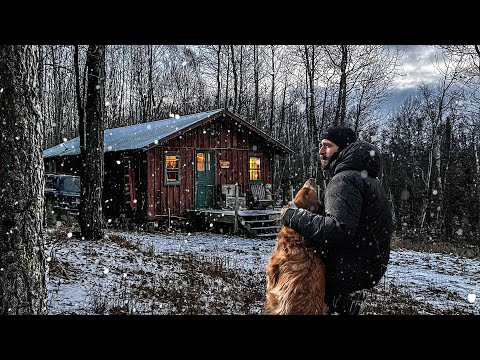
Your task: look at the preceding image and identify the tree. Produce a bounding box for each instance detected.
[81,45,106,240]
[0,45,47,314]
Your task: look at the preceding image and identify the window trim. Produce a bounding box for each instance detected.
[248,155,262,183]
[164,152,181,185]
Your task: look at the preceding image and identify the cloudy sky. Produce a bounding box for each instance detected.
[384,45,445,112]
[394,45,444,89]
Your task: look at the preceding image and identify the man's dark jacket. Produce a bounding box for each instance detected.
[283,140,393,297]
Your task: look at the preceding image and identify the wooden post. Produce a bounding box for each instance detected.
[317,185,322,203]
[168,208,171,231]
[234,183,239,235]
[290,185,294,201]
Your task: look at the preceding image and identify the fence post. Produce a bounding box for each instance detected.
[234,183,239,235]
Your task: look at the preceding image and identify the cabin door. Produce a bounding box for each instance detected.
[195,150,215,209]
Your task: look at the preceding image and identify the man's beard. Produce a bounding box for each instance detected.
[321,151,339,170]
[320,156,331,170]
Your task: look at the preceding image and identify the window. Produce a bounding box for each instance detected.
[197,152,211,172]
[165,153,180,185]
[249,156,262,182]
[197,153,204,171]
[61,177,81,193]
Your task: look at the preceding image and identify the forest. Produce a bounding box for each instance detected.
[1,45,479,314]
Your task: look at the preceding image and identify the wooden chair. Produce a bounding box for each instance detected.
[250,183,275,209]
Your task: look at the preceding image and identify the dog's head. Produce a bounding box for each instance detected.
[293,178,322,214]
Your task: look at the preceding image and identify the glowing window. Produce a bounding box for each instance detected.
[197,153,205,171]
[165,154,180,185]
[249,157,262,182]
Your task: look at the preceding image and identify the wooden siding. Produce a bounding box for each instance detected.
[146,115,276,217]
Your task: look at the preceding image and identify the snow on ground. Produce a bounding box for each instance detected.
[45,229,480,315]
[385,249,479,313]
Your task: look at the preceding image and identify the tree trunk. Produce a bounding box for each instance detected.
[474,130,480,239]
[81,45,106,240]
[354,85,365,133]
[215,45,221,108]
[334,45,348,126]
[269,46,275,136]
[74,45,87,235]
[147,45,156,121]
[230,45,238,113]
[224,46,230,110]
[0,45,47,314]
[238,46,244,115]
[253,45,260,127]
[443,116,452,238]
[304,46,319,178]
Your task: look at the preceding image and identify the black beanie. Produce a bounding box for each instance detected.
[321,126,357,150]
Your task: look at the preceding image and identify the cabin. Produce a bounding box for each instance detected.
[43,108,293,224]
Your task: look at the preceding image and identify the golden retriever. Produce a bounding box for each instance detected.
[264,178,326,315]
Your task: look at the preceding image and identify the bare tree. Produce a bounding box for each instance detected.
[418,54,462,234]
[81,45,106,240]
[0,45,47,314]
[325,45,348,126]
[230,45,239,112]
[303,45,320,178]
[253,45,260,127]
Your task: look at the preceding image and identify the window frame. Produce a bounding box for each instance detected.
[164,152,181,185]
[248,155,263,183]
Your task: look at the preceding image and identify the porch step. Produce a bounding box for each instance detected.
[241,214,280,239]
[244,219,278,224]
[257,233,279,238]
[249,225,280,231]
[190,209,281,239]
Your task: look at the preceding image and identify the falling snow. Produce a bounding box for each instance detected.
[401,190,410,201]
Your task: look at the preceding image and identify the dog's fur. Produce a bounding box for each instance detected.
[264,178,326,315]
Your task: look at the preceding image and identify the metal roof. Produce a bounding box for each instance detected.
[43,108,293,158]
[43,109,222,158]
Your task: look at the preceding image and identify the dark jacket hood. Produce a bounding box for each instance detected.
[331,140,383,178]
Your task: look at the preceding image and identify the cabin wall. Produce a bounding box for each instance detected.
[103,151,147,221]
[44,151,147,221]
[146,115,276,218]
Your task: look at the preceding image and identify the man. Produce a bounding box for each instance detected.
[281,126,393,315]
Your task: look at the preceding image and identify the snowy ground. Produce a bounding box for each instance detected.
[45,228,480,315]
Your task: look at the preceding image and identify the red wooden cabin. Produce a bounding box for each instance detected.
[43,108,293,221]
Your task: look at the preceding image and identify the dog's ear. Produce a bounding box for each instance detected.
[302,178,317,190]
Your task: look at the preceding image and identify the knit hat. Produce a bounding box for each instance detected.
[321,126,357,150]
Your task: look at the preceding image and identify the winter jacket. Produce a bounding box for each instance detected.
[282,140,393,297]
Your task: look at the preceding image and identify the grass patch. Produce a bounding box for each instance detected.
[391,234,480,259]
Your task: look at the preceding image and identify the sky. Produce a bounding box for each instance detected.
[45,228,479,315]
[383,45,445,113]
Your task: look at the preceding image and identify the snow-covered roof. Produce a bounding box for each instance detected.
[43,109,293,159]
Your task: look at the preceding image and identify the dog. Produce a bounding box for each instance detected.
[264,178,326,315]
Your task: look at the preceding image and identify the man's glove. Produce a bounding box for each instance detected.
[280,201,297,227]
